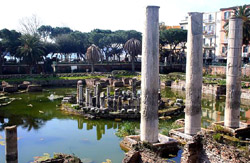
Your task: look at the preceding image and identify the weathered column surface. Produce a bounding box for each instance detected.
[224,18,243,128]
[96,84,101,108]
[107,86,110,97]
[77,80,83,105]
[184,12,203,135]
[77,80,82,104]
[140,6,160,143]
[5,126,18,163]
[85,88,90,106]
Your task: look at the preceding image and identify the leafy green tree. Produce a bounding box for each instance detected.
[86,44,100,73]
[70,31,90,61]
[55,34,78,62]
[159,28,187,63]
[38,25,53,42]
[0,42,4,74]
[223,5,250,45]
[0,29,21,74]
[0,29,21,56]
[124,38,141,72]
[43,42,59,56]
[51,27,73,38]
[17,34,45,74]
[160,28,187,52]
[88,29,141,62]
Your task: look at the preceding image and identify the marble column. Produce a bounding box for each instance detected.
[5,126,18,163]
[140,6,160,143]
[107,86,111,97]
[100,92,105,109]
[184,12,203,135]
[96,84,101,108]
[224,17,243,128]
[85,88,90,107]
[77,80,83,105]
[132,78,137,97]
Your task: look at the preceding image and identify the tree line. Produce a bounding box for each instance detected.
[0,25,188,74]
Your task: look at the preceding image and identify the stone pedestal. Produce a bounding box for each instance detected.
[5,126,18,163]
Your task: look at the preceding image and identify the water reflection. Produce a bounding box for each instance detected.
[0,88,126,162]
[0,88,76,131]
[161,87,250,126]
[77,118,121,140]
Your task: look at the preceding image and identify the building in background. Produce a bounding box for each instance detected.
[203,12,219,63]
[219,5,250,63]
[179,5,250,63]
[180,12,219,63]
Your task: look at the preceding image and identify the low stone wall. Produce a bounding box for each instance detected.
[33,153,82,163]
[170,80,186,91]
[27,85,42,92]
[3,79,81,88]
[170,80,226,97]
[203,65,250,77]
[241,88,250,100]
[122,134,179,163]
[61,104,140,120]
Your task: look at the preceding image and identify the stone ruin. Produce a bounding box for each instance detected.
[61,78,169,119]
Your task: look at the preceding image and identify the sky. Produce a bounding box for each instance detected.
[0,0,249,33]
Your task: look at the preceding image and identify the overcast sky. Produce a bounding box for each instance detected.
[0,0,249,33]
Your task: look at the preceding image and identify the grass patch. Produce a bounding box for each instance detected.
[115,122,137,138]
[160,123,182,136]
[0,75,106,83]
[159,114,184,136]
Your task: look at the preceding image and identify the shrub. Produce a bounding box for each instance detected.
[213,133,222,142]
[115,122,137,138]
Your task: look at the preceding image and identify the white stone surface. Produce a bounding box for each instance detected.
[140,6,160,143]
[184,12,203,135]
[225,18,243,128]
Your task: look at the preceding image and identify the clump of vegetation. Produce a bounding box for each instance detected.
[160,73,185,82]
[102,159,112,163]
[33,153,51,162]
[213,125,225,133]
[217,79,226,86]
[33,153,82,163]
[203,74,226,79]
[115,122,137,138]
[160,123,182,136]
[71,104,80,110]
[212,133,223,143]
[111,70,139,78]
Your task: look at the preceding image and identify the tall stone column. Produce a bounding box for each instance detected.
[107,86,110,97]
[77,80,83,105]
[100,92,105,109]
[96,84,101,108]
[224,18,243,128]
[140,6,160,143]
[185,12,203,135]
[132,78,136,97]
[5,126,18,163]
[89,91,93,107]
[85,88,90,107]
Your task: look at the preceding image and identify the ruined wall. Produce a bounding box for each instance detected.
[181,134,250,163]
[170,80,226,97]
[203,65,250,76]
